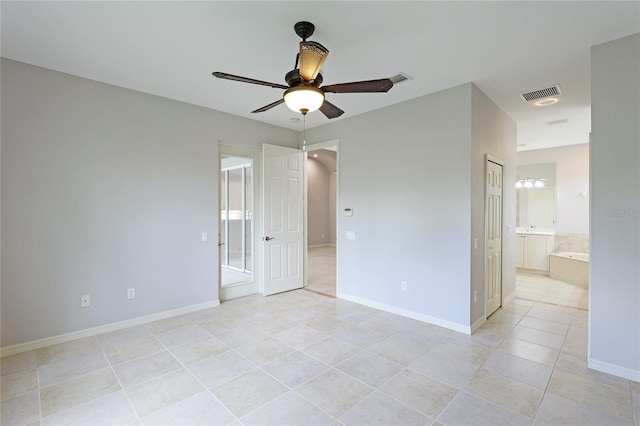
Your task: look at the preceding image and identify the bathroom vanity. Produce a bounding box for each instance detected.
[516,228,555,273]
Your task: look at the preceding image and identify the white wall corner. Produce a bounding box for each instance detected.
[503,289,518,306]
[0,299,220,358]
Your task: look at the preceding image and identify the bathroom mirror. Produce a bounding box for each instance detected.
[516,162,556,229]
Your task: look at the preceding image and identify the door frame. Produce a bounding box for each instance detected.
[218,143,261,301]
[485,154,504,318]
[303,139,340,293]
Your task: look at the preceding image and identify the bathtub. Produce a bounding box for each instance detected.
[549,252,589,288]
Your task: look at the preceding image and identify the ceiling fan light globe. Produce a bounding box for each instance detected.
[284,86,324,114]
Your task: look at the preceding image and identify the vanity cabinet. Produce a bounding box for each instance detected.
[517,234,554,272]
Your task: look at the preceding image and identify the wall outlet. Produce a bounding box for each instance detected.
[473,291,478,303]
[80,294,91,308]
[127,288,136,300]
[201,232,208,242]
[346,231,356,240]
[401,281,408,292]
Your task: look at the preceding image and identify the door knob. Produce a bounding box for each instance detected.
[264,236,275,241]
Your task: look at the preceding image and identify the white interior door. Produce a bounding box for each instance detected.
[486,158,503,316]
[262,144,304,296]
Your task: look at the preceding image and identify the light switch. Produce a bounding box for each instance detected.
[346,231,356,240]
[344,208,353,217]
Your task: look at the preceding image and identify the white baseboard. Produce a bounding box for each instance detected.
[337,292,471,335]
[308,244,336,249]
[471,316,486,333]
[0,299,220,358]
[503,289,518,306]
[588,357,640,382]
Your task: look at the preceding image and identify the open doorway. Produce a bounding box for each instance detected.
[306,143,338,297]
[219,145,260,301]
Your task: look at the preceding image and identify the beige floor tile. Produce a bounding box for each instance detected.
[381,369,458,417]
[274,325,327,349]
[40,368,121,417]
[215,325,268,349]
[1,390,40,426]
[38,349,110,387]
[234,337,295,366]
[304,315,350,335]
[0,368,38,401]
[1,351,37,376]
[554,351,630,389]
[145,316,192,334]
[126,368,203,418]
[113,351,181,388]
[332,324,389,348]
[262,351,329,388]
[366,334,430,365]
[139,390,235,426]
[101,335,164,365]
[358,315,407,335]
[297,369,373,418]
[438,391,531,426]
[41,390,137,426]
[36,337,101,366]
[153,324,211,349]
[211,369,288,418]
[187,350,254,388]
[409,349,479,389]
[198,314,246,335]
[481,351,552,390]
[547,368,633,419]
[241,391,334,425]
[498,337,559,367]
[169,336,229,365]
[301,336,361,365]
[509,325,566,350]
[339,391,430,425]
[535,391,633,426]
[250,315,298,335]
[519,316,569,336]
[336,351,403,388]
[465,369,544,419]
[96,325,152,347]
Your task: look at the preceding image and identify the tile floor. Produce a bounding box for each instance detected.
[306,246,337,297]
[2,272,639,425]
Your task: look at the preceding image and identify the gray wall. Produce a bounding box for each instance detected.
[1,59,297,346]
[307,157,331,246]
[589,33,640,379]
[470,85,517,324]
[306,83,515,329]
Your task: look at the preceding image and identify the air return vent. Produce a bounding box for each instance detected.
[520,84,562,102]
[390,73,412,85]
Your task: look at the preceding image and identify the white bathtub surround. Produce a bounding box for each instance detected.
[553,233,589,254]
[549,252,589,289]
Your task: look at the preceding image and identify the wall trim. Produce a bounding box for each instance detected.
[0,299,220,358]
[471,316,486,333]
[337,292,471,335]
[588,357,640,382]
[503,289,518,306]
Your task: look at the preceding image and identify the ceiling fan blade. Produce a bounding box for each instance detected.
[299,41,329,82]
[319,100,344,119]
[251,99,285,113]
[322,78,393,93]
[213,72,289,90]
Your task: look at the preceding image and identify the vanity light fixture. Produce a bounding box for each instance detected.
[516,178,545,189]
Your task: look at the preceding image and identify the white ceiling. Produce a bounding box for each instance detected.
[2,1,638,151]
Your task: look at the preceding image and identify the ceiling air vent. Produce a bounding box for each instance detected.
[520,84,562,102]
[390,72,412,85]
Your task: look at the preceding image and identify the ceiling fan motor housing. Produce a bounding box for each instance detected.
[285,69,323,88]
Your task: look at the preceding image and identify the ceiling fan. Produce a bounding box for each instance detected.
[213,21,394,119]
